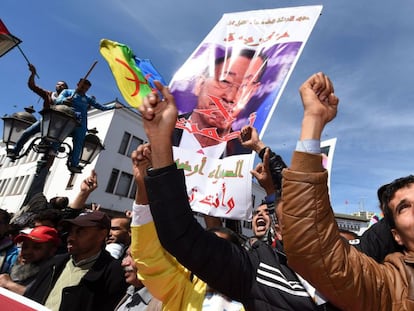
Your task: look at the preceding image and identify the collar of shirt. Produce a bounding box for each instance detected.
[71,251,101,267]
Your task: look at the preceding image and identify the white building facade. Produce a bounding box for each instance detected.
[0,102,266,233]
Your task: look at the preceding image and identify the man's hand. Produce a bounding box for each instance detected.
[131,143,152,204]
[0,273,12,288]
[299,72,339,140]
[239,125,266,153]
[131,144,152,183]
[250,148,274,195]
[138,81,177,168]
[28,63,37,75]
[139,81,177,143]
[80,169,98,194]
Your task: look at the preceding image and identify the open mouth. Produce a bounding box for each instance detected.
[255,218,267,231]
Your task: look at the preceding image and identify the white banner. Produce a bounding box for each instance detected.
[0,287,51,310]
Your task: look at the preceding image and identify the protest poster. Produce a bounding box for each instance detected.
[170,5,323,219]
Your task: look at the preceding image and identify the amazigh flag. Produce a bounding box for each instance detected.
[0,19,22,58]
[100,39,166,108]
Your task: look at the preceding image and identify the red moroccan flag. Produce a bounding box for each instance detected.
[0,19,22,58]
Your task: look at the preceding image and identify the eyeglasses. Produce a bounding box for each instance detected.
[214,78,241,92]
[215,77,260,93]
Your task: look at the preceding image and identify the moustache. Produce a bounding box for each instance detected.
[123,267,134,273]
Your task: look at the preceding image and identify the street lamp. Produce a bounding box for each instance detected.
[2,106,36,154]
[79,128,105,168]
[2,106,79,161]
[2,105,105,208]
[40,105,80,143]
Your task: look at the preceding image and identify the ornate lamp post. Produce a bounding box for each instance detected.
[79,128,105,168]
[2,105,104,208]
[2,106,37,154]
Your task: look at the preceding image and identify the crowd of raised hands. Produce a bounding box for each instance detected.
[1,71,411,310]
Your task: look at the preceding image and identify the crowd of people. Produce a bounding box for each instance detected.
[0,52,410,311]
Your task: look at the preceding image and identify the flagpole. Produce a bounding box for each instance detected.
[82,60,98,81]
[71,60,99,99]
[0,19,39,78]
[16,43,39,79]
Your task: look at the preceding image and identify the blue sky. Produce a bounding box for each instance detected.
[1,0,414,215]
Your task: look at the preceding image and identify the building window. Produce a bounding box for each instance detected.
[106,169,120,193]
[65,173,77,190]
[118,131,144,157]
[1,178,11,196]
[118,133,131,155]
[243,220,252,229]
[127,136,143,157]
[20,175,30,195]
[115,172,133,197]
[106,168,137,199]
[129,182,137,199]
[0,179,6,195]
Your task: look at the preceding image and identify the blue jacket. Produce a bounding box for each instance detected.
[56,90,116,128]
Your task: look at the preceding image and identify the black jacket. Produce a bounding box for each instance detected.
[354,218,403,262]
[24,250,127,311]
[145,166,321,310]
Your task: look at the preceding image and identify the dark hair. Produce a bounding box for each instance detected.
[383,175,414,229]
[377,183,389,212]
[58,81,69,89]
[33,209,63,228]
[110,216,131,230]
[49,196,69,210]
[78,78,92,87]
[0,209,11,224]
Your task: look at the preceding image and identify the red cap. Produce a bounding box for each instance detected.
[15,226,60,247]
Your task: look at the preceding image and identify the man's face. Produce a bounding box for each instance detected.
[76,81,91,95]
[233,56,264,117]
[107,218,130,245]
[252,204,271,238]
[55,81,67,93]
[194,54,252,131]
[20,240,56,264]
[66,225,107,261]
[390,183,414,250]
[121,248,142,288]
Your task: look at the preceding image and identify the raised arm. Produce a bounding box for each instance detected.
[129,143,207,309]
[139,82,177,169]
[138,82,253,301]
[239,125,287,197]
[298,72,338,141]
[27,64,50,108]
[282,73,389,310]
[69,170,98,210]
[27,64,37,92]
